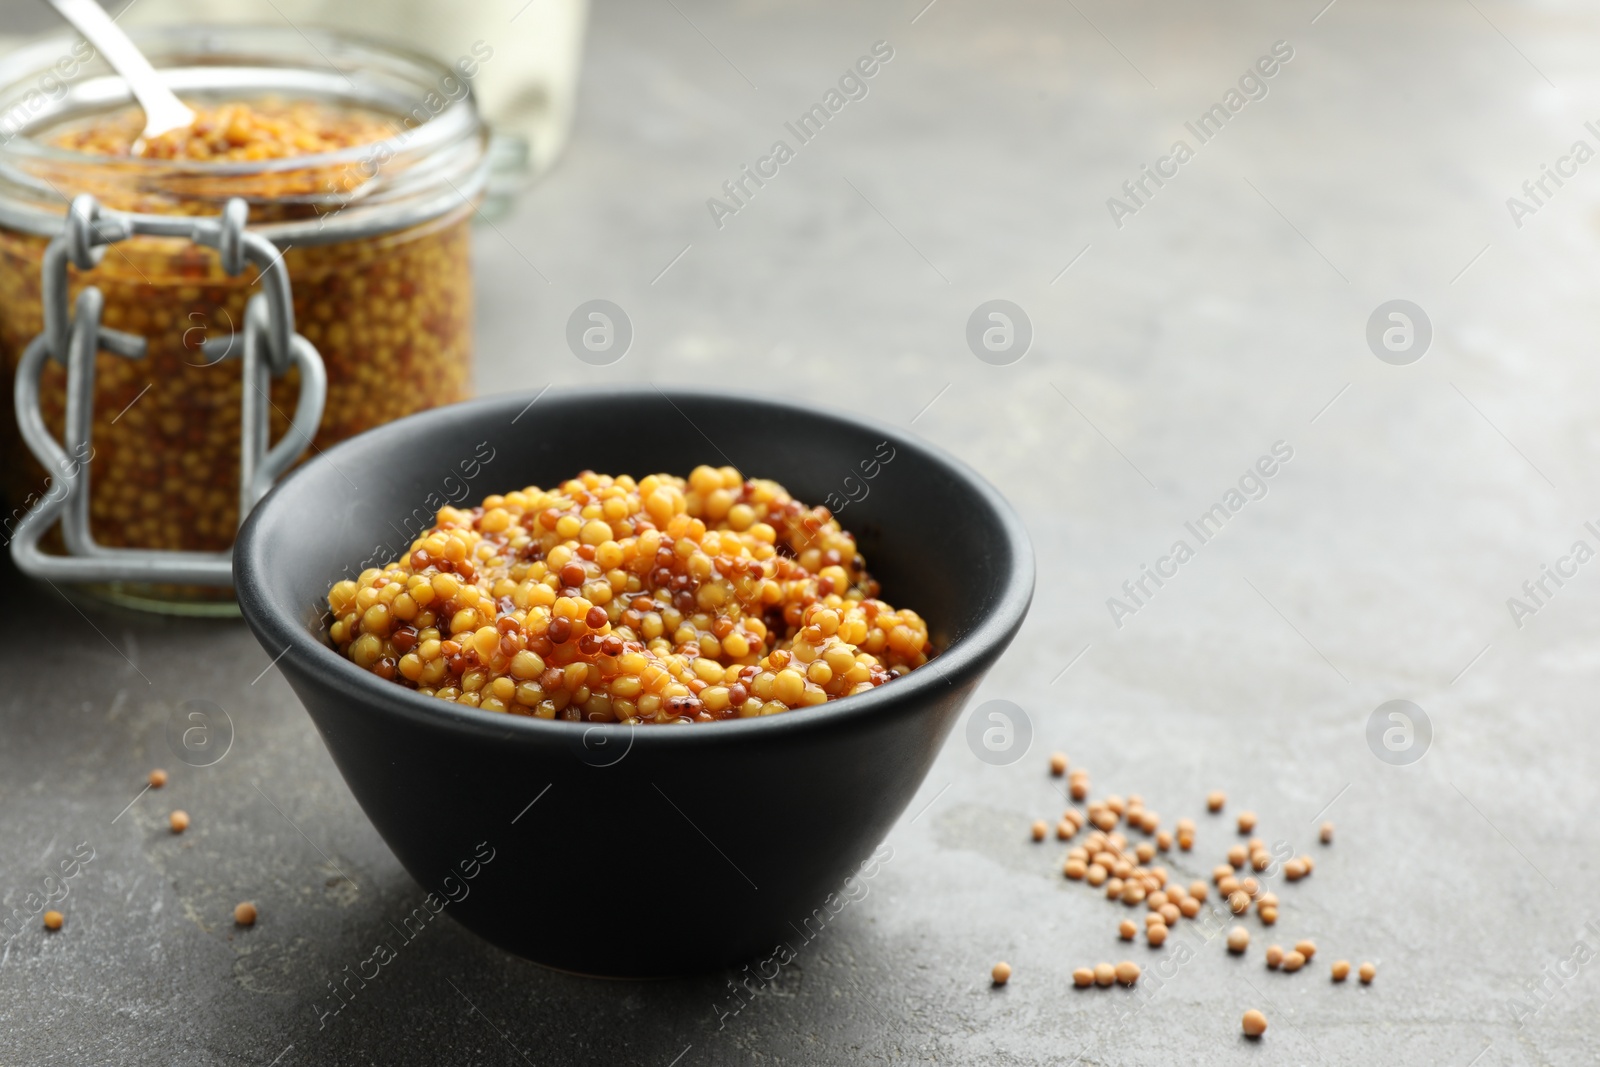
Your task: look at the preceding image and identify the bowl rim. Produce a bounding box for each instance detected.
[233,385,1036,747]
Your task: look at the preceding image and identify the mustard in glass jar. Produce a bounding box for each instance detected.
[0,25,488,612]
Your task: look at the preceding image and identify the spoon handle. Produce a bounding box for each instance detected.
[45,0,194,138]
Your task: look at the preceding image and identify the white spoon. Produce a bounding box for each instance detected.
[44,0,194,143]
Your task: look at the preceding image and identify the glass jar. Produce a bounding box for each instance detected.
[0,25,487,612]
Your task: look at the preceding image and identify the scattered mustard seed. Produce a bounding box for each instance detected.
[169,810,190,834]
[1359,961,1376,983]
[1073,967,1095,988]
[1120,919,1137,940]
[148,769,168,788]
[1050,752,1068,776]
[1237,811,1257,834]
[1147,924,1168,947]
[1207,790,1226,812]
[1115,960,1140,985]
[1094,962,1116,987]
[991,961,1012,985]
[1031,819,1047,842]
[43,910,63,931]
[1282,950,1305,973]
[234,901,257,926]
[1242,1009,1268,1037]
[1265,944,1284,969]
[1227,926,1250,953]
[1331,960,1350,982]
[1295,939,1317,961]
[1320,820,1334,844]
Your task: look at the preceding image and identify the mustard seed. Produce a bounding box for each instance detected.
[43,910,63,931]
[1359,962,1376,983]
[1241,877,1259,898]
[1120,919,1137,940]
[1145,911,1163,927]
[1219,876,1240,897]
[1156,830,1173,851]
[1258,905,1278,925]
[1242,1009,1267,1037]
[1095,962,1116,986]
[1106,878,1124,899]
[1135,841,1155,863]
[1050,752,1068,776]
[169,810,189,833]
[1320,821,1334,844]
[1189,881,1208,901]
[1207,790,1226,812]
[1237,811,1257,834]
[1257,892,1278,908]
[1295,939,1316,961]
[1228,891,1250,914]
[1284,858,1306,881]
[1176,818,1195,834]
[1147,890,1168,910]
[1105,795,1126,815]
[1177,830,1194,851]
[1160,903,1181,926]
[1064,859,1087,880]
[992,961,1012,985]
[1070,778,1090,801]
[1212,865,1233,885]
[1227,844,1247,868]
[1087,863,1108,886]
[1092,808,1118,831]
[1282,950,1305,972]
[1122,883,1146,906]
[148,769,168,788]
[1331,960,1350,981]
[234,901,257,926]
[1115,960,1141,985]
[1300,855,1315,874]
[1251,850,1271,872]
[1073,967,1095,988]
[1227,926,1250,953]
[1057,820,1074,840]
[1138,811,1160,834]
[1149,866,1168,887]
[1179,897,1200,918]
[1031,819,1048,842]
[1109,832,1129,852]
[1147,923,1168,947]
[1265,944,1284,969]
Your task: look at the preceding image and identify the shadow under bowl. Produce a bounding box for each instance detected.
[233,386,1034,977]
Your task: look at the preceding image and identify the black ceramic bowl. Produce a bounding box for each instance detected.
[234,387,1033,977]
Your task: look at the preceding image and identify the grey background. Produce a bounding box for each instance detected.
[4,0,1600,1063]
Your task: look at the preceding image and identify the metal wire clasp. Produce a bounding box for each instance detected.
[9,194,327,586]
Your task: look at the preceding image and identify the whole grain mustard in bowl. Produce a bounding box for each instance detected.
[233,387,1034,976]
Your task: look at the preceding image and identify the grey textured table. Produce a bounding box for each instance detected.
[5,0,1600,1063]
